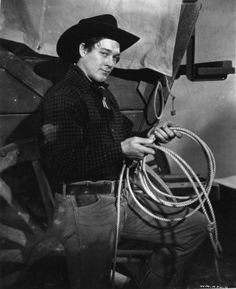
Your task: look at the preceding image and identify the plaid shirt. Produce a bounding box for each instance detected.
[38,65,133,185]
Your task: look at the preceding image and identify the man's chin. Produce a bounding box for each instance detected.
[96,75,108,83]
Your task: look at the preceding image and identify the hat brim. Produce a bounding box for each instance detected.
[56,19,140,63]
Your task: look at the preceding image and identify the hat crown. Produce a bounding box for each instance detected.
[79,14,118,28]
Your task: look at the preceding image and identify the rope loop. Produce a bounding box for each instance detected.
[116,127,222,258]
[112,127,223,288]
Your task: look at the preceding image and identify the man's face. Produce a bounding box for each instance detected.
[79,38,120,82]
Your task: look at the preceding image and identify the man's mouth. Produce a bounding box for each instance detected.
[101,69,111,74]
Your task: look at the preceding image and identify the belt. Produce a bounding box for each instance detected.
[62,180,117,196]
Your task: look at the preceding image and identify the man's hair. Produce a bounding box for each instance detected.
[77,36,105,61]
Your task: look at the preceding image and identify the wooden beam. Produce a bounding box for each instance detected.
[0,45,52,97]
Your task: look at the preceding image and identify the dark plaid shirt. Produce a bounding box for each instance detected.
[38,65,133,185]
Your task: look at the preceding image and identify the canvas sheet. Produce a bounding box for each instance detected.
[0,0,182,76]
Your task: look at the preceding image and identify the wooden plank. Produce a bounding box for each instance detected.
[0,178,43,236]
[163,1,202,102]
[0,249,24,263]
[173,2,202,77]
[0,223,27,247]
[117,250,152,257]
[0,138,40,172]
[0,44,52,97]
[160,174,221,200]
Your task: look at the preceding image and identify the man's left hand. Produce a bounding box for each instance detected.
[147,121,182,144]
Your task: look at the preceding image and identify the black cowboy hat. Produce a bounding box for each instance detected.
[56,14,140,63]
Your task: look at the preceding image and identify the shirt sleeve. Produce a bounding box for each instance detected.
[39,92,123,182]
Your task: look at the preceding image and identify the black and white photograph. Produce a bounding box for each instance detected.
[0,1,235,288]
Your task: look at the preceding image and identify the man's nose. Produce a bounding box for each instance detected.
[106,55,115,67]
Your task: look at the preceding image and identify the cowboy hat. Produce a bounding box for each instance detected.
[56,14,139,63]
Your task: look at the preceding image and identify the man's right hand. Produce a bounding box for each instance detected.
[121,137,155,160]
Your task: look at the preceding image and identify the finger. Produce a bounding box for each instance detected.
[163,121,182,138]
[144,147,155,155]
[136,144,155,155]
[161,126,175,138]
[173,130,182,138]
[133,137,154,145]
[153,128,170,143]
[167,126,182,138]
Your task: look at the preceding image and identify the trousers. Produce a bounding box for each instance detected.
[48,182,208,289]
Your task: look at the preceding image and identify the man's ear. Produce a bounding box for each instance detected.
[79,43,87,57]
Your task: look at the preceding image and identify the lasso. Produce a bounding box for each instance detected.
[112,127,223,287]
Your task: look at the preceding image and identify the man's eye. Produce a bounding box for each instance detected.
[101,52,109,57]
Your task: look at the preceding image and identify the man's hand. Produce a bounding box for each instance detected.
[147,121,182,144]
[121,137,155,160]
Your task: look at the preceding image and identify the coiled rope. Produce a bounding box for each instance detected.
[112,127,223,287]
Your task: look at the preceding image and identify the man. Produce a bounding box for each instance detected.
[38,14,207,289]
